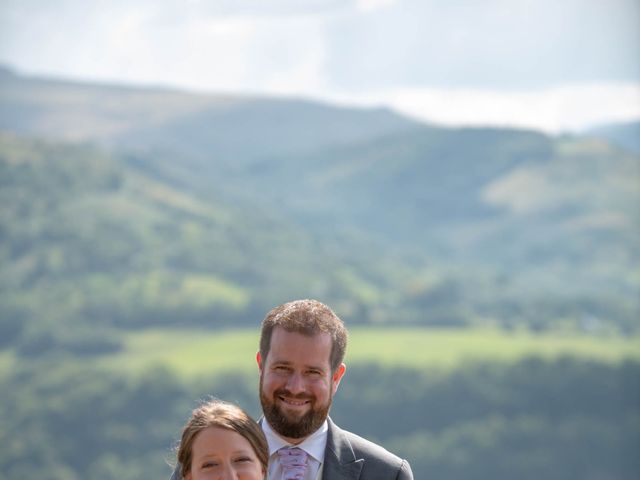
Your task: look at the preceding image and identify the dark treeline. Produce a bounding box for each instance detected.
[335,360,640,480]
[2,357,638,480]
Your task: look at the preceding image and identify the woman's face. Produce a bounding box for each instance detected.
[185,427,264,480]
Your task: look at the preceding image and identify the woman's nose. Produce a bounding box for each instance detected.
[218,463,239,480]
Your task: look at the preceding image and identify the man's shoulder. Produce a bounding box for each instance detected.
[339,427,401,463]
[327,419,413,478]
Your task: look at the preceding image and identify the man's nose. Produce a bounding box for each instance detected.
[286,371,305,393]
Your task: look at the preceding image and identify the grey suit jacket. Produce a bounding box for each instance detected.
[322,418,413,480]
[169,417,413,480]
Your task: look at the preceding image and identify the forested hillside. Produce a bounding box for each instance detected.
[1,67,638,333]
[586,120,640,155]
[2,356,638,480]
[1,67,639,479]
[0,132,415,347]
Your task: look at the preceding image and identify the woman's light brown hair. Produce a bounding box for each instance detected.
[177,399,268,478]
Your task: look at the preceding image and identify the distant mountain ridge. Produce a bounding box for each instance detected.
[584,120,640,155]
[0,65,419,157]
[1,66,638,332]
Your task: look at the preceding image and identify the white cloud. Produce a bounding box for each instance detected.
[0,0,638,132]
[244,17,330,95]
[160,17,257,91]
[324,0,640,90]
[328,83,640,133]
[355,0,399,13]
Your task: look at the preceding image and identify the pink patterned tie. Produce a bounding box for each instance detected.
[277,447,309,480]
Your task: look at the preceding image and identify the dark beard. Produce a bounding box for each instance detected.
[259,375,331,439]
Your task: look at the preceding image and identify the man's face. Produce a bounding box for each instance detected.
[257,327,346,442]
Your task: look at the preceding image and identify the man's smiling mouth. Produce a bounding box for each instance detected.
[279,396,310,407]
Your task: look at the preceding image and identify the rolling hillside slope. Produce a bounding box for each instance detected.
[1,67,638,332]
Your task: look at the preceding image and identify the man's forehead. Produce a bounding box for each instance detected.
[268,328,332,363]
[270,327,332,345]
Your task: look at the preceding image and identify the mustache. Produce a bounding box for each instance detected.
[274,389,314,401]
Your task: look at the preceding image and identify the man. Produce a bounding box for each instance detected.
[171,299,413,479]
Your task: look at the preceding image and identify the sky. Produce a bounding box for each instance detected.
[0,0,639,133]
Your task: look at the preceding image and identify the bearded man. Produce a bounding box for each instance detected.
[171,299,413,480]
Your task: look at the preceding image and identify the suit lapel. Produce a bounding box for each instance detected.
[322,418,364,480]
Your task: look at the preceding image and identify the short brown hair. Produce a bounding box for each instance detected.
[177,399,268,478]
[259,299,348,372]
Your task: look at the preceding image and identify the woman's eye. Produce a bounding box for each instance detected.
[235,456,253,463]
[202,462,218,469]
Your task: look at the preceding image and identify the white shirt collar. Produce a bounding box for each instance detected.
[262,417,328,464]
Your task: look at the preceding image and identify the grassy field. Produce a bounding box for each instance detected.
[96,327,640,378]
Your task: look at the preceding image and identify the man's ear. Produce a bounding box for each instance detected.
[332,363,346,394]
[256,351,263,371]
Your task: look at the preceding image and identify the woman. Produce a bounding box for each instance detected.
[176,399,268,480]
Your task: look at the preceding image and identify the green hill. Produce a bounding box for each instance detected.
[236,128,640,330]
[1,66,639,480]
[0,67,638,335]
[585,120,640,155]
[0,65,417,161]
[0,133,248,331]
[0,133,410,350]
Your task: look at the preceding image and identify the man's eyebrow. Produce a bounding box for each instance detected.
[270,358,292,364]
[270,359,327,371]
